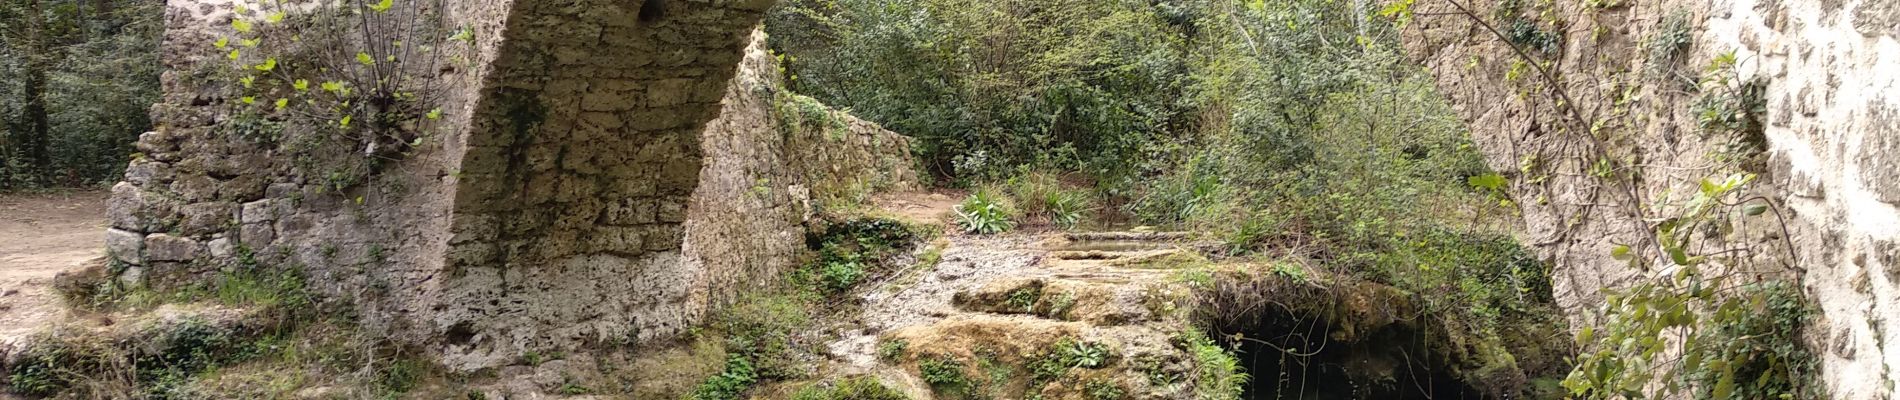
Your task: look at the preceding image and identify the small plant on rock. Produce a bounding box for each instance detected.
[876,338,909,362]
[1084,379,1126,400]
[919,356,971,395]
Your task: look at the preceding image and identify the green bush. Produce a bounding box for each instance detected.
[918,356,970,395]
[1179,329,1248,400]
[953,190,1014,235]
[0,0,162,190]
[1027,337,1114,384]
[691,354,760,400]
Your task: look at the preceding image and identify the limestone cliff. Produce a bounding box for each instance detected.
[1399,0,1899,396]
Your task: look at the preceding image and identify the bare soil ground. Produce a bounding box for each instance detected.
[0,189,108,345]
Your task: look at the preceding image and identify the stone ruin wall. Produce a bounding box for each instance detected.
[105,0,916,370]
[1399,0,1900,396]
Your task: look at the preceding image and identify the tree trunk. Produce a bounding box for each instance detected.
[16,0,53,185]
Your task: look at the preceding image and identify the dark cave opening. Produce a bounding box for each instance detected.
[1215,305,1485,400]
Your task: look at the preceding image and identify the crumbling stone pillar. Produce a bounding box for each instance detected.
[433,0,774,368]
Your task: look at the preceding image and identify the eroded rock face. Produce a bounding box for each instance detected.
[1398,0,1900,395]
[111,0,916,370]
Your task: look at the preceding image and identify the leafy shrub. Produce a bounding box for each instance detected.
[790,376,910,400]
[1045,190,1089,230]
[717,293,813,380]
[1687,282,1816,400]
[1647,10,1695,80]
[1178,329,1248,400]
[816,259,867,293]
[1028,337,1114,383]
[1004,285,1042,313]
[954,190,1014,235]
[918,356,970,394]
[691,354,760,400]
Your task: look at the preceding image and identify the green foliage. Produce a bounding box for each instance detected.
[691,354,760,400]
[685,280,830,399]
[769,0,1194,182]
[876,338,909,362]
[1268,262,1307,283]
[1125,158,1231,227]
[1647,11,1695,82]
[1565,175,1817,399]
[1692,52,1768,164]
[1688,282,1816,400]
[207,0,453,193]
[1178,329,1248,400]
[918,356,970,395]
[1084,379,1125,400]
[1001,171,1093,229]
[1046,291,1078,319]
[1027,337,1113,384]
[953,190,1014,235]
[0,0,161,189]
[717,292,813,380]
[799,217,919,294]
[1005,285,1042,313]
[1503,18,1562,54]
[771,0,1554,393]
[790,376,911,400]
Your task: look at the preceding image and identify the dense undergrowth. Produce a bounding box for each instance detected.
[767,0,1569,396]
[0,0,162,189]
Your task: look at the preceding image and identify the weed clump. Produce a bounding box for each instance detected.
[918,356,971,396]
[799,217,920,294]
[790,376,910,400]
[953,190,1014,235]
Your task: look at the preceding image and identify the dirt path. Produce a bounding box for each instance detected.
[0,189,108,345]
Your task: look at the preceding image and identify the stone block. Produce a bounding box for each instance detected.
[106,228,146,265]
[447,243,499,269]
[107,182,147,230]
[118,265,146,288]
[602,198,656,225]
[592,226,645,254]
[145,234,202,262]
[208,237,235,258]
[450,214,499,245]
[179,202,238,236]
[240,223,276,247]
[240,199,278,224]
[657,200,688,223]
[642,225,682,251]
[265,183,301,198]
[171,175,219,202]
[581,91,634,112]
[124,160,175,186]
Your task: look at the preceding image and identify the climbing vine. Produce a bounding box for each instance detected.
[1396,0,1819,398]
[1564,173,1817,399]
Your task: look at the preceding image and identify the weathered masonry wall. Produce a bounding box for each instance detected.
[1399,0,1900,396]
[428,0,771,368]
[108,0,913,371]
